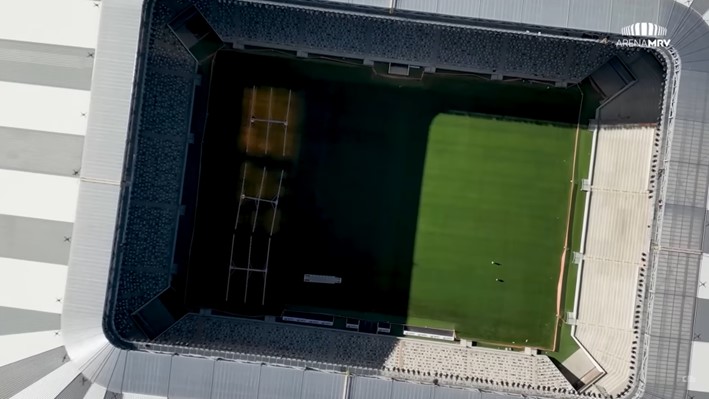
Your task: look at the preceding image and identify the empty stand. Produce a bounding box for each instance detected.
[112,0,198,340]
[202,0,629,83]
[152,314,574,394]
[573,126,655,395]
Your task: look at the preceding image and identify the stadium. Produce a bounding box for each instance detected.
[0,0,708,398]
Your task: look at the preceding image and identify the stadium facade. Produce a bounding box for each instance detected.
[1,0,709,398]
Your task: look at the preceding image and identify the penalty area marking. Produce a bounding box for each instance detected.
[226,86,292,305]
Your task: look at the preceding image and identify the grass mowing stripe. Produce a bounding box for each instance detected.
[409,114,576,348]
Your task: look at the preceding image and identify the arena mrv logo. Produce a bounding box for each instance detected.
[617,22,671,47]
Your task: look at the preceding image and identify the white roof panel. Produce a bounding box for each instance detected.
[0,0,100,48]
[61,181,120,361]
[0,257,67,314]
[0,81,89,136]
[0,331,62,368]
[80,0,142,183]
[0,170,79,222]
[60,2,142,395]
[689,341,709,392]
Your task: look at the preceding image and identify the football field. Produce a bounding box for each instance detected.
[191,51,593,350]
[409,114,577,348]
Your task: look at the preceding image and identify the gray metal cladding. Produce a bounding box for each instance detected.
[664,161,709,208]
[434,0,482,19]
[346,0,390,7]
[674,70,709,122]
[434,386,479,399]
[89,347,127,392]
[55,374,93,399]
[660,204,706,250]
[0,214,73,265]
[167,356,215,399]
[669,119,709,166]
[350,377,392,399]
[0,346,67,399]
[690,0,709,15]
[395,0,440,14]
[121,351,172,396]
[0,38,93,90]
[104,350,128,394]
[210,361,261,399]
[609,0,661,34]
[478,0,524,22]
[567,0,612,31]
[694,298,709,343]
[0,126,84,177]
[650,292,696,339]
[256,366,305,399]
[390,380,434,399]
[688,392,709,399]
[300,370,346,399]
[644,336,693,398]
[521,0,571,28]
[0,306,61,335]
[653,252,702,297]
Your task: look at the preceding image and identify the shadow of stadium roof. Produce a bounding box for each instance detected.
[2,0,700,398]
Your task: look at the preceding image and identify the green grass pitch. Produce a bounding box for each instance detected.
[409,114,577,348]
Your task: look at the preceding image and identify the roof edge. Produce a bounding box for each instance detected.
[61,0,148,375]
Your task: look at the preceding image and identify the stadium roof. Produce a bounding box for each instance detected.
[0,0,708,398]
